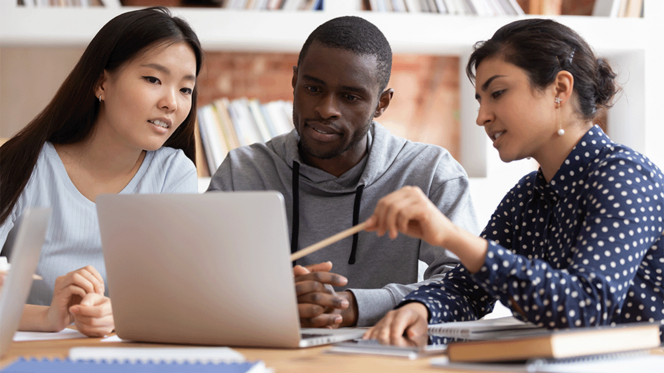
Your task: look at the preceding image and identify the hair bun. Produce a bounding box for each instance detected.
[594,58,617,109]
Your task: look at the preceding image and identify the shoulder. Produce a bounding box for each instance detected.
[373,122,468,181]
[138,147,197,193]
[148,147,196,174]
[407,141,468,181]
[587,143,664,192]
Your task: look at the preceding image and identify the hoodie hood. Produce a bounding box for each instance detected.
[267,122,407,194]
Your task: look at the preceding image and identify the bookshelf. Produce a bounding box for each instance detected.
[1,1,662,223]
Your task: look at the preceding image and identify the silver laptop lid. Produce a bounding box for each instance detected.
[0,208,51,357]
[97,192,303,348]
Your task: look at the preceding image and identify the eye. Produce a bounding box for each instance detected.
[343,94,360,101]
[305,86,320,93]
[491,90,505,99]
[180,87,193,95]
[144,76,160,84]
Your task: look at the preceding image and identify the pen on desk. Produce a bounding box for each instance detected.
[290,221,368,261]
[0,270,42,281]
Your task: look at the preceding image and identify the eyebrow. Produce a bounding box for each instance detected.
[302,74,369,95]
[475,74,507,100]
[141,63,196,82]
[481,75,506,92]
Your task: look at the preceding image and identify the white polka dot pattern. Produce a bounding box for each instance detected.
[402,126,664,339]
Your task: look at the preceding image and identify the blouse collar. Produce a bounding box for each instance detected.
[533,125,612,203]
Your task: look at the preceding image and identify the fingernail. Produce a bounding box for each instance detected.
[70,306,79,313]
[340,299,349,308]
[334,316,342,324]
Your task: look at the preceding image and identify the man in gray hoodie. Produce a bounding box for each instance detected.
[207,16,478,328]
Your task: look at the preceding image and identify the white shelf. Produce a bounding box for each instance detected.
[1,2,661,188]
[0,4,647,54]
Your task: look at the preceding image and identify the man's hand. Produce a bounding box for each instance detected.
[294,261,354,328]
[362,302,429,347]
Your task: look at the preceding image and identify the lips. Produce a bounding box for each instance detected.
[148,119,171,129]
[304,121,340,142]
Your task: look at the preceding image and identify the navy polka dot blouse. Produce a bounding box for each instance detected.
[402,125,664,338]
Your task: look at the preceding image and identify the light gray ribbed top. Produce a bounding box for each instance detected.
[0,142,198,305]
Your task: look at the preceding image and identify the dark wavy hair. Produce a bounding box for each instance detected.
[298,16,392,93]
[466,18,617,121]
[0,7,203,225]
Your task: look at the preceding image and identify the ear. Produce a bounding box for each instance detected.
[95,70,109,100]
[373,88,394,118]
[291,65,298,91]
[553,70,574,106]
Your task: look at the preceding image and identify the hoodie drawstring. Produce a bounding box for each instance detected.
[291,161,300,266]
[290,161,364,266]
[348,184,364,265]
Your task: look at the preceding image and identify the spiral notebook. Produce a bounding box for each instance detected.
[0,347,269,373]
[0,358,267,373]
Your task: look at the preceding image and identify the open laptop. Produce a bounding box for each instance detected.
[0,208,51,357]
[97,192,365,348]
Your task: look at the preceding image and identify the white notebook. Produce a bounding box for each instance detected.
[427,316,542,340]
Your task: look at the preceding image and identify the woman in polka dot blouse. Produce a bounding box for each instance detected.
[362,18,664,346]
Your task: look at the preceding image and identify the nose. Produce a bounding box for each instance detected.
[475,103,492,127]
[159,87,178,113]
[315,94,341,120]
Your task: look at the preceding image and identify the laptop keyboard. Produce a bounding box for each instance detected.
[301,333,333,339]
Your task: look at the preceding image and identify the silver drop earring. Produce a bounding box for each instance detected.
[99,94,102,103]
[555,97,565,136]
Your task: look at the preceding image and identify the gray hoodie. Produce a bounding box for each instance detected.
[208,122,479,326]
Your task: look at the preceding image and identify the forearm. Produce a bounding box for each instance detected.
[338,291,358,327]
[439,224,488,274]
[18,305,59,332]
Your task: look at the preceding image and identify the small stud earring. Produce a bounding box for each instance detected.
[558,128,565,136]
[554,97,562,106]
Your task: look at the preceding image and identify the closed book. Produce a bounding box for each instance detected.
[214,98,241,150]
[446,322,660,363]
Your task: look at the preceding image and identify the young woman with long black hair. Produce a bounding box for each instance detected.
[0,7,203,337]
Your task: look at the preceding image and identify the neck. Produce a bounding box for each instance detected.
[534,121,594,183]
[300,136,368,178]
[58,121,146,181]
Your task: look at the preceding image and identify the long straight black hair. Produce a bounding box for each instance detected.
[0,7,203,225]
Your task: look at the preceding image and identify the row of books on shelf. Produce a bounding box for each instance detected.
[196,98,294,176]
[592,0,643,18]
[17,0,120,6]
[364,0,524,15]
[219,0,322,10]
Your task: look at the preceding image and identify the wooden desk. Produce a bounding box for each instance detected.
[0,336,443,373]
[4,334,662,373]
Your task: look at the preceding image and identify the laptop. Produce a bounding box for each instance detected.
[97,192,365,348]
[0,208,51,358]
